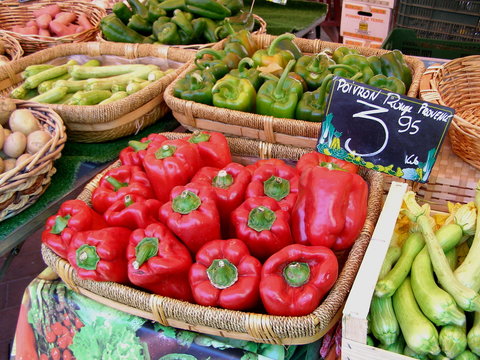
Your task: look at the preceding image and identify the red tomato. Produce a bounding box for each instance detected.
[45,330,56,343]
[62,349,73,360]
[51,347,61,360]
[51,322,68,336]
[74,317,83,329]
[40,354,49,360]
[62,317,71,327]
[57,334,72,349]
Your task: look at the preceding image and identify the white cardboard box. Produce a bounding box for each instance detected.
[342,35,383,49]
[340,0,393,44]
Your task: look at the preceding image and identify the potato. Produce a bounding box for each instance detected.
[9,109,40,136]
[16,153,32,166]
[27,130,51,154]
[3,159,16,172]
[3,132,27,158]
[4,128,11,138]
[0,98,16,126]
[0,125,4,149]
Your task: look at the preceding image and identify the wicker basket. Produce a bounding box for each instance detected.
[0,100,66,222]
[96,14,267,50]
[419,56,480,171]
[0,42,195,143]
[42,132,384,345]
[0,31,23,63]
[164,35,426,149]
[0,0,106,55]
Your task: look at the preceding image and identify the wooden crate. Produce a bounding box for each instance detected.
[342,181,411,360]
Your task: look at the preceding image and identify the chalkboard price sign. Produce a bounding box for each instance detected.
[317,76,455,183]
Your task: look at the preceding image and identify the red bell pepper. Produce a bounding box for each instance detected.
[42,199,107,259]
[259,244,338,316]
[143,139,201,203]
[67,227,131,283]
[187,131,232,168]
[230,196,293,261]
[104,194,162,230]
[159,182,221,254]
[246,158,287,173]
[190,162,252,237]
[127,222,193,301]
[189,239,262,310]
[119,133,168,168]
[291,166,367,249]
[245,163,299,213]
[91,165,154,214]
[296,152,358,174]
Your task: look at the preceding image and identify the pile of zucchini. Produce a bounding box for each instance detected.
[10,59,174,105]
[368,187,480,359]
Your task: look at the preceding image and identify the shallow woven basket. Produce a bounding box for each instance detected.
[0,100,66,222]
[0,0,106,55]
[0,42,195,143]
[419,56,480,171]
[0,31,23,63]
[164,34,426,149]
[96,14,267,50]
[42,132,384,345]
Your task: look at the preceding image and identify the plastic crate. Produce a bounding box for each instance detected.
[382,28,480,59]
[395,0,480,43]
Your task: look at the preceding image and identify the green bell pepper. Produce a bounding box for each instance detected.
[185,0,231,20]
[101,14,152,43]
[174,70,215,104]
[212,74,256,112]
[154,22,181,44]
[295,74,334,122]
[217,10,255,38]
[191,18,207,42]
[381,50,412,90]
[220,20,257,56]
[195,49,239,75]
[332,46,359,63]
[158,0,187,11]
[368,74,406,95]
[229,57,263,90]
[147,4,167,23]
[367,55,383,75]
[127,0,149,19]
[256,60,302,119]
[252,33,296,69]
[172,9,194,36]
[329,54,374,83]
[294,53,335,90]
[203,18,218,43]
[224,41,249,59]
[217,0,243,15]
[127,14,153,36]
[112,2,133,24]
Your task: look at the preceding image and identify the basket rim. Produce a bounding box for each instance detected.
[0,30,23,62]
[42,132,385,344]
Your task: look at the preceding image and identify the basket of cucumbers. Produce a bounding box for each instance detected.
[0,41,194,142]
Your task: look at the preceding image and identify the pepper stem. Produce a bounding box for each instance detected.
[238,57,254,73]
[264,175,290,201]
[212,81,238,99]
[283,261,310,287]
[128,140,151,152]
[317,74,334,107]
[172,190,201,214]
[155,144,176,159]
[248,206,276,232]
[196,49,223,62]
[307,54,329,73]
[50,214,71,234]
[320,161,347,172]
[188,130,211,144]
[207,259,238,289]
[133,237,159,269]
[267,33,296,56]
[76,244,100,271]
[273,59,296,99]
[213,170,234,189]
[124,195,135,207]
[106,176,128,192]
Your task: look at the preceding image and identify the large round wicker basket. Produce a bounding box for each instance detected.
[0,30,23,63]
[419,55,480,171]
[0,100,67,221]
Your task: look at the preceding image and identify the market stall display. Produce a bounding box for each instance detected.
[41,131,384,345]
[164,33,426,149]
[0,41,194,142]
[0,99,66,222]
[419,56,480,171]
[0,0,106,55]
[0,31,23,64]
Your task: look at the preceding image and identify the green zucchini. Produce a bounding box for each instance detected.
[366,335,375,346]
[454,350,479,359]
[375,232,424,297]
[22,64,55,78]
[69,90,113,105]
[411,224,465,327]
[378,245,402,280]
[446,247,458,270]
[69,64,156,80]
[85,67,157,91]
[24,65,70,90]
[126,80,151,94]
[82,59,102,67]
[10,85,29,99]
[428,354,450,360]
[54,79,90,93]
[468,311,480,356]
[392,277,441,356]
[439,324,467,359]
[370,295,399,346]
[56,93,75,104]
[98,91,129,104]
[404,345,429,359]
[111,83,127,92]
[37,73,71,94]
[30,87,69,104]
[378,334,405,354]
[148,69,166,81]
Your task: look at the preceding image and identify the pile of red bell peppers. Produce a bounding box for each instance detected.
[42,131,369,317]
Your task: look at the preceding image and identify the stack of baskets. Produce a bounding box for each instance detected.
[0,0,106,55]
[0,100,67,222]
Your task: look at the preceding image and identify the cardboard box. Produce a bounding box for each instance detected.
[340,0,393,43]
[346,0,396,9]
[342,35,383,48]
